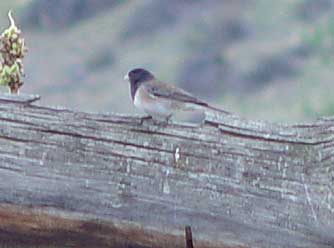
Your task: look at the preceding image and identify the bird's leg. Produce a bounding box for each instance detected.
[165,115,172,124]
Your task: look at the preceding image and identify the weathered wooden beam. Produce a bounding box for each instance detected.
[0,94,333,248]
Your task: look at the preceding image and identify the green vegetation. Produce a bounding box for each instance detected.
[0,11,26,93]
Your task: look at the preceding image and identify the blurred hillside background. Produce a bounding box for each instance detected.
[0,0,334,122]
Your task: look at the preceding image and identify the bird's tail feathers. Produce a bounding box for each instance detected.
[184,102,231,114]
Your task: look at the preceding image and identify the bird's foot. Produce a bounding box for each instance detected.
[152,116,171,127]
[139,115,171,127]
[139,115,153,125]
[153,119,169,127]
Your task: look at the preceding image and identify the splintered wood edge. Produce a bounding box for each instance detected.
[0,93,41,104]
[204,110,334,144]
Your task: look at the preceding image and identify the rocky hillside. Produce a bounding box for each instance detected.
[0,0,333,121]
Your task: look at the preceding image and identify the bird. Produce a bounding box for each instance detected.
[124,68,229,122]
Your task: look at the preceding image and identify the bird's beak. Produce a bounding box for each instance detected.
[124,74,129,81]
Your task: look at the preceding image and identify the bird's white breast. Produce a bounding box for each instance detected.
[134,86,173,118]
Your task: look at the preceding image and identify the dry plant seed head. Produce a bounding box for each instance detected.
[0,10,27,94]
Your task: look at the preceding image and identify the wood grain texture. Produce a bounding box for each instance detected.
[0,94,333,248]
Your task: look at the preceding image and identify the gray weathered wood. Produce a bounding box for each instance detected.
[0,94,333,248]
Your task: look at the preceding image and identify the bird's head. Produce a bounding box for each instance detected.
[124,68,155,100]
[124,68,154,87]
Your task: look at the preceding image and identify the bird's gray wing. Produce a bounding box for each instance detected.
[144,80,208,106]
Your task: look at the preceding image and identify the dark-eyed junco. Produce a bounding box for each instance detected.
[124,68,228,121]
